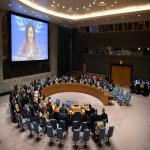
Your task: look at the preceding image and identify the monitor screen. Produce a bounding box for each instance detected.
[56,99,60,105]
[66,101,71,108]
[10,13,48,61]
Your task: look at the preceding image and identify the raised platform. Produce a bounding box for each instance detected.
[42,83,112,105]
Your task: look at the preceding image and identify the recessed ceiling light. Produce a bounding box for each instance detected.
[89,4,92,7]
[111,5,114,7]
[83,6,85,9]
[18,0,150,20]
[77,7,79,10]
[69,7,72,10]
[115,1,117,4]
[138,14,141,17]
[63,6,65,9]
[57,4,60,7]
[100,2,104,4]
[52,1,55,4]
[51,5,54,7]
[93,1,96,5]
[8,3,11,7]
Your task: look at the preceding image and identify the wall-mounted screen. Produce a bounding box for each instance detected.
[10,13,48,61]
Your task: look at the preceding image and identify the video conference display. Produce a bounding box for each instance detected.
[11,13,48,61]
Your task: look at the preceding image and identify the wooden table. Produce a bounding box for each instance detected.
[42,83,111,106]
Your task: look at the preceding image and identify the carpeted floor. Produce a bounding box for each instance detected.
[0,92,150,150]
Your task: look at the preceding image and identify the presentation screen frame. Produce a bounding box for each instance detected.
[9,11,49,62]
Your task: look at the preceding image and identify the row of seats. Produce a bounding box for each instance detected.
[12,110,114,147]
[112,87,132,105]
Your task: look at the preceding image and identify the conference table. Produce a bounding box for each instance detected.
[42,83,112,106]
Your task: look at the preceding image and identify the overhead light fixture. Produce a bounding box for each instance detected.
[100,2,104,4]
[18,0,150,20]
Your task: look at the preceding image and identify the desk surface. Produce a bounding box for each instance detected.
[42,83,111,106]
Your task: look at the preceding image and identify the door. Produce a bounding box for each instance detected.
[111,65,131,87]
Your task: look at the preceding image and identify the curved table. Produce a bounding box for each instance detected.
[42,83,112,106]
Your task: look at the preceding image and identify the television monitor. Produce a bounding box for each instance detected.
[135,80,140,84]
[56,99,60,105]
[66,101,71,108]
[10,12,49,61]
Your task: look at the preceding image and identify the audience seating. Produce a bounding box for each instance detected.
[47,125,55,143]
[59,120,67,133]
[72,121,80,132]
[49,119,57,131]
[72,129,80,146]
[33,122,43,138]
[81,122,88,132]
[26,119,34,135]
[97,128,106,145]
[56,127,65,145]
[82,129,90,146]
[124,92,132,105]
[105,126,114,143]
[18,114,27,130]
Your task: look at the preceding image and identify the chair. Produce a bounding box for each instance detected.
[59,120,66,133]
[117,92,125,105]
[47,125,55,143]
[50,119,57,130]
[98,128,105,145]
[124,92,132,105]
[72,121,79,132]
[73,112,82,122]
[105,126,114,143]
[26,119,34,135]
[81,122,88,132]
[14,111,19,127]
[18,114,27,130]
[33,122,43,138]
[72,129,80,146]
[57,127,64,145]
[82,129,90,147]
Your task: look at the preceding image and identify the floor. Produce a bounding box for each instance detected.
[0,92,150,150]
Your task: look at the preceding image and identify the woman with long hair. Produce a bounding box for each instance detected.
[18,24,40,59]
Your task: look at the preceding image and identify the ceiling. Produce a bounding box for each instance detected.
[0,0,150,27]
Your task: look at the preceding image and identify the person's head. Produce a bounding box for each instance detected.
[102,108,105,113]
[26,24,35,43]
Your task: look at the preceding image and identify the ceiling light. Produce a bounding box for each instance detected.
[115,1,117,4]
[8,3,11,7]
[51,5,54,7]
[69,7,72,10]
[93,1,96,5]
[100,2,104,4]
[18,0,150,20]
[111,5,114,7]
[52,1,55,4]
[57,4,60,7]
[63,6,65,9]
[147,48,150,51]
[138,14,141,17]
[89,4,92,7]
[83,6,85,9]
[77,7,79,10]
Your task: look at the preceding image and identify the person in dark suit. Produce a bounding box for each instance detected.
[100,108,108,125]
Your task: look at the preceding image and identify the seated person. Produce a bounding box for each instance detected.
[87,104,95,116]
[95,121,104,136]
[100,108,108,125]
[89,111,100,130]
[59,103,67,113]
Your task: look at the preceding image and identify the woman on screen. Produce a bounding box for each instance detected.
[18,24,41,60]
